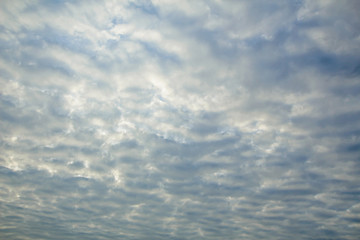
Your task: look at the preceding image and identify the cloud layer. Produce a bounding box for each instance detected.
[1,0,360,239]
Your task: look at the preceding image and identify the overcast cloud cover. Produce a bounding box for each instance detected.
[0,0,360,239]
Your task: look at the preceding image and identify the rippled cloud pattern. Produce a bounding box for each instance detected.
[1,1,360,239]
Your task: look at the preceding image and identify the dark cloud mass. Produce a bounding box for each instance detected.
[1,0,360,239]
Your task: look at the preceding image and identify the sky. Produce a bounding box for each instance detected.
[0,0,360,239]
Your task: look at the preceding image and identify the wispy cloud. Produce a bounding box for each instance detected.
[1,0,360,239]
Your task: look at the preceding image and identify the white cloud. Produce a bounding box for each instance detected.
[0,0,360,239]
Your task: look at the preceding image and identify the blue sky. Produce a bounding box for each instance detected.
[0,0,360,239]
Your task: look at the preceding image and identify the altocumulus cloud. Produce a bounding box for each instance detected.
[0,0,360,239]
